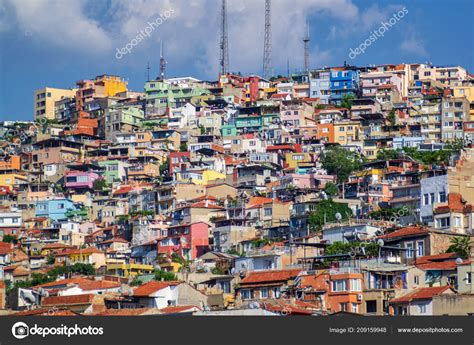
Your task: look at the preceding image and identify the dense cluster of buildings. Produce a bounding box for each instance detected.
[0,62,473,316]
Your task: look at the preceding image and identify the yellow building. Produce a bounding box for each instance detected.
[334,121,361,145]
[34,87,76,120]
[64,247,106,269]
[106,263,154,278]
[159,262,182,273]
[95,75,128,97]
[0,173,28,188]
[189,170,226,186]
[285,152,314,169]
[453,85,474,120]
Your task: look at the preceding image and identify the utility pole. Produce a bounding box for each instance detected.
[219,0,229,76]
[262,0,272,79]
[303,21,310,73]
[159,40,166,80]
[146,61,151,81]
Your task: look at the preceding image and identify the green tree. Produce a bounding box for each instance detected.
[179,142,188,152]
[324,182,338,197]
[154,270,178,281]
[93,178,108,191]
[387,110,397,126]
[340,93,355,109]
[46,255,55,265]
[2,234,17,244]
[446,236,470,258]
[308,199,353,232]
[376,149,401,161]
[325,241,379,257]
[159,158,170,176]
[320,146,362,183]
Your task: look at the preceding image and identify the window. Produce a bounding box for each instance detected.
[417,241,425,257]
[439,191,446,203]
[340,303,348,312]
[264,208,272,217]
[467,273,472,285]
[351,303,358,313]
[430,193,435,204]
[436,217,450,228]
[406,242,414,258]
[272,287,281,298]
[350,279,361,291]
[331,279,347,292]
[423,193,430,205]
[454,216,461,227]
[58,203,64,209]
[260,288,268,299]
[292,155,305,161]
[414,275,419,285]
[339,127,345,132]
[241,289,251,300]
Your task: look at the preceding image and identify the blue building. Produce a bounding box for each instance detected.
[35,198,78,222]
[330,69,359,104]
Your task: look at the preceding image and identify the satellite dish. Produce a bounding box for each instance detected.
[377,239,385,247]
[455,258,463,264]
[335,213,342,222]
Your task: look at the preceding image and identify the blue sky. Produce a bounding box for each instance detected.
[0,0,473,121]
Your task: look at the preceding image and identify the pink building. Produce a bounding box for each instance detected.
[65,171,100,189]
[157,222,209,260]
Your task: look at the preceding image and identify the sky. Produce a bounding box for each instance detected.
[0,0,473,121]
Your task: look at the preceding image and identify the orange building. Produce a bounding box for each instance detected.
[315,123,335,143]
[326,270,364,314]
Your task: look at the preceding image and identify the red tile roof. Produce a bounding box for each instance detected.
[133,281,182,297]
[0,242,13,255]
[42,294,95,306]
[247,196,273,209]
[416,259,469,271]
[415,253,458,264]
[160,305,200,314]
[190,201,224,209]
[240,269,302,286]
[378,226,429,240]
[113,186,133,195]
[78,280,121,291]
[390,286,452,304]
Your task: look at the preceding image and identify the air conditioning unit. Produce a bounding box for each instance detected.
[357,294,363,301]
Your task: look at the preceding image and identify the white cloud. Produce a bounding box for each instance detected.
[2,0,112,53]
[3,0,400,77]
[400,28,427,56]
